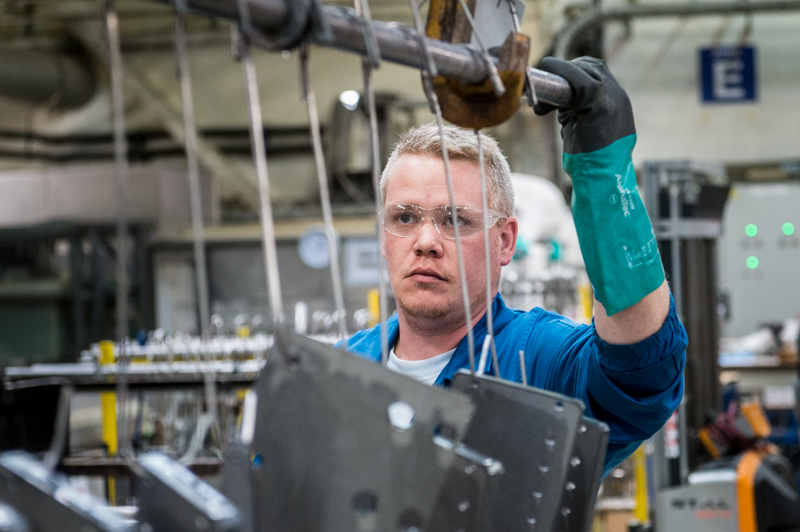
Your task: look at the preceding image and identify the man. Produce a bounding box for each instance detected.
[341,57,687,475]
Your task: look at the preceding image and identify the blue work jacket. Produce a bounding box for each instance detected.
[342,293,687,476]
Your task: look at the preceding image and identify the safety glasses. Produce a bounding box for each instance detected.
[382,203,506,240]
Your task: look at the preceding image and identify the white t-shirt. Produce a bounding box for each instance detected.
[387,348,455,386]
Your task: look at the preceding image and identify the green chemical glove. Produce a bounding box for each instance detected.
[534,56,664,315]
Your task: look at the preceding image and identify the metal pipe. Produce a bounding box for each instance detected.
[555,0,800,58]
[152,0,574,107]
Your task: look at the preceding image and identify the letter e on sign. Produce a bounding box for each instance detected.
[700,46,757,103]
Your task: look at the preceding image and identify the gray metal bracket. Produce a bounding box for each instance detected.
[425,444,505,532]
[250,329,476,532]
[554,416,609,532]
[450,370,584,532]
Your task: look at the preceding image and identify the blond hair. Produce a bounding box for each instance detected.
[380,123,514,216]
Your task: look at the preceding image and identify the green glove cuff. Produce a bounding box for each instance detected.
[564,134,665,316]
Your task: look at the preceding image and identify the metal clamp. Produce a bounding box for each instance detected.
[236,0,323,51]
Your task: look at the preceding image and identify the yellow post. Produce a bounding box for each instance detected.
[633,444,650,525]
[367,288,380,327]
[99,341,117,504]
[578,280,594,324]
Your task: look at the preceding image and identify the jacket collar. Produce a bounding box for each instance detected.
[434,294,518,385]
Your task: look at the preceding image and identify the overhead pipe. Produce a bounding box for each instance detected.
[555,0,800,58]
[151,0,575,108]
[0,48,96,109]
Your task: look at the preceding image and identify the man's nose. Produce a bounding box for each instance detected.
[413,218,444,256]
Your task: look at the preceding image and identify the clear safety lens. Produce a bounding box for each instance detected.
[382,204,505,239]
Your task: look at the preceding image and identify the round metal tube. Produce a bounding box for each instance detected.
[165,0,574,107]
[556,0,800,58]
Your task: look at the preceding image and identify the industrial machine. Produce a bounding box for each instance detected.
[658,398,800,532]
[656,451,800,532]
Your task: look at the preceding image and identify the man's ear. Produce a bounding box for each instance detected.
[498,217,518,266]
[380,233,386,258]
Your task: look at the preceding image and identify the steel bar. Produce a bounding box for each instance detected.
[103,0,130,342]
[299,49,348,339]
[353,0,390,363]
[173,0,211,338]
[151,0,574,107]
[476,130,499,375]
[236,11,285,325]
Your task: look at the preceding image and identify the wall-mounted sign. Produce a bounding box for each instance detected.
[700,45,756,103]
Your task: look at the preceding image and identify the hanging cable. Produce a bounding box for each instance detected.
[235,0,285,326]
[407,0,476,375]
[173,0,221,454]
[476,130,500,377]
[299,45,349,340]
[353,0,390,364]
[173,0,211,338]
[103,0,130,343]
[103,0,137,465]
[505,0,537,107]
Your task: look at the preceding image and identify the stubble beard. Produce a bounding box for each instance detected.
[397,280,489,326]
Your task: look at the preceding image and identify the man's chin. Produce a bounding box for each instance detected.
[397,296,459,322]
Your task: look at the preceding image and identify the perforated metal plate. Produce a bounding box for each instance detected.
[251,330,475,532]
[425,444,505,532]
[554,416,609,532]
[450,370,584,532]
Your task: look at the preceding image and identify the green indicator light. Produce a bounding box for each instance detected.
[783,222,795,236]
[746,256,759,269]
[745,224,758,237]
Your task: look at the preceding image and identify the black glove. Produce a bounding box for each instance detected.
[533,56,635,155]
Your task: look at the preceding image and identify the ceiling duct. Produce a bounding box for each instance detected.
[0,48,96,109]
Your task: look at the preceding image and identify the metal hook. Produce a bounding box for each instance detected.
[455,0,505,97]
[408,0,476,374]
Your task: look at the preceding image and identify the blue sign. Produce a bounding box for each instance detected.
[700,46,757,103]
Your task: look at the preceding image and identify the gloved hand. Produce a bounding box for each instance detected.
[533,56,635,156]
[533,56,664,315]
